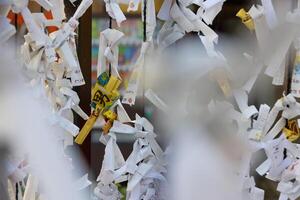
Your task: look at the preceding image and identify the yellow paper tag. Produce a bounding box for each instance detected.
[75,114,98,144]
[103,110,117,121]
[236,9,255,31]
[76,73,122,145]
[102,121,113,134]
[283,120,300,142]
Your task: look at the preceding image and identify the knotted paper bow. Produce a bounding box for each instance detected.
[94,132,125,199]
[97,28,124,79]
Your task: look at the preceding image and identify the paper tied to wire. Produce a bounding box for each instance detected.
[199,34,226,60]
[169,2,219,39]
[97,28,124,79]
[233,89,258,119]
[256,135,300,183]
[248,104,270,142]
[20,7,49,47]
[97,132,125,182]
[50,28,85,86]
[53,0,93,47]
[113,99,132,123]
[197,0,225,25]
[253,96,300,184]
[95,114,166,200]
[160,0,222,54]
[5,157,29,184]
[72,0,93,20]
[247,5,270,51]
[247,0,278,31]
[19,0,88,85]
[94,132,125,200]
[104,0,126,26]
[260,0,278,29]
[21,32,57,74]
[23,174,39,200]
[18,0,92,147]
[277,159,300,200]
[122,42,151,106]
[242,177,265,200]
[94,182,122,200]
[55,87,89,132]
[259,94,300,142]
[113,116,166,200]
[53,33,85,87]
[50,5,90,86]
[238,154,265,200]
[246,5,294,85]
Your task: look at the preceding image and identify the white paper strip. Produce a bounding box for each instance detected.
[145,89,169,113]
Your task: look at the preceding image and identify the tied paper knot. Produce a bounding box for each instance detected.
[104,46,114,63]
[21,34,57,73]
[95,115,167,200]
[97,29,124,78]
[158,0,223,55]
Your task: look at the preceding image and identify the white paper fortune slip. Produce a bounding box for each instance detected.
[261,0,278,29]
[50,0,66,21]
[73,174,92,191]
[97,29,124,78]
[248,5,270,52]
[23,174,38,200]
[233,89,258,119]
[104,0,126,26]
[198,0,225,25]
[157,21,185,50]
[145,89,169,113]
[122,42,151,106]
[157,0,173,21]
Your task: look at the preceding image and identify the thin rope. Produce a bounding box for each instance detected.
[15,183,18,200]
[142,0,147,114]
[109,16,112,77]
[143,0,147,42]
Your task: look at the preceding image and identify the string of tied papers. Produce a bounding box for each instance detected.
[3,0,300,199]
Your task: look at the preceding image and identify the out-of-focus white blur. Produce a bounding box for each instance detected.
[141,20,300,198]
[0,42,89,200]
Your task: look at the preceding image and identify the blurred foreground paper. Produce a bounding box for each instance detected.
[0,44,89,200]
